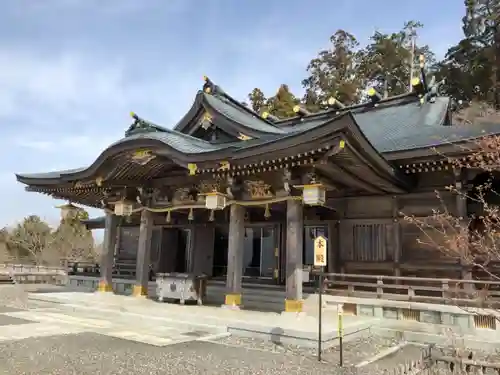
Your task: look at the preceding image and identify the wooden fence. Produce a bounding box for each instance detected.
[427,347,500,374]
[377,346,500,375]
[324,272,500,307]
[64,260,137,279]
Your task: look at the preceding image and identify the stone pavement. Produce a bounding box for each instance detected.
[0,301,227,347]
[0,286,429,374]
[28,291,374,347]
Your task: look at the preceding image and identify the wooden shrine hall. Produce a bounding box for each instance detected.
[15,74,500,312]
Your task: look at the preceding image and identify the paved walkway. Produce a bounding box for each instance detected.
[28,291,372,335]
[0,292,228,347]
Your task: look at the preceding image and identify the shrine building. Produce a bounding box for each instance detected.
[15,73,500,312]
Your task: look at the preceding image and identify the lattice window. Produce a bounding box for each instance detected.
[352,224,388,261]
[474,314,496,330]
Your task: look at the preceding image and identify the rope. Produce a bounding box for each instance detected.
[104,195,303,215]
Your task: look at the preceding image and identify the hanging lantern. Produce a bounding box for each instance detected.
[114,200,133,216]
[302,184,326,206]
[204,191,226,210]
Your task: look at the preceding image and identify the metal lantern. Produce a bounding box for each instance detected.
[114,200,133,216]
[302,184,326,206]
[205,192,226,210]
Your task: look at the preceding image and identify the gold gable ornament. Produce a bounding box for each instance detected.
[201,112,212,130]
[131,149,155,165]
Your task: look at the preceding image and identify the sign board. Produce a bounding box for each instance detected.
[313,235,327,267]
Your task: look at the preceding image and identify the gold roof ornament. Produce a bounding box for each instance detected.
[293,105,311,116]
[218,161,230,171]
[327,96,345,109]
[261,111,279,122]
[367,87,382,104]
[237,133,252,141]
[187,163,198,175]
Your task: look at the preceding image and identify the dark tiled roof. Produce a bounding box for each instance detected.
[16,85,500,183]
[16,167,87,180]
[111,128,231,154]
[204,93,285,135]
[277,97,456,153]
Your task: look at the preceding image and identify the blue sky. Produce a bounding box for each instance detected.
[1,0,465,230]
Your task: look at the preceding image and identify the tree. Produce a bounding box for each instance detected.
[463,0,500,107]
[5,212,96,265]
[266,84,299,118]
[248,88,267,113]
[52,214,95,262]
[403,135,500,313]
[359,21,436,97]
[436,0,500,107]
[247,84,299,119]
[7,216,52,263]
[302,30,365,108]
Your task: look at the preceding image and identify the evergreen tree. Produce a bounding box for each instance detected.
[301,30,365,107]
[266,84,299,118]
[248,88,267,113]
[436,0,500,107]
[359,21,435,97]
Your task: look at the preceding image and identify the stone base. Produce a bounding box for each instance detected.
[131,285,148,297]
[97,281,113,293]
[284,299,303,313]
[224,293,241,306]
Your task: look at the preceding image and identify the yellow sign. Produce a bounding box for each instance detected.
[313,235,327,266]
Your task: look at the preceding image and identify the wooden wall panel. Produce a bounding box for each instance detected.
[116,227,162,266]
[345,197,393,218]
[192,224,216,276]
[117,227,139,259]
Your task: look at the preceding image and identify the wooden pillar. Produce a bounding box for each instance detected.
[98,213,119,292]
[392,196,402,282]
[454,168,473,290]
[225,204,245,307]
[133,209,154,297]
[285,199,304,312]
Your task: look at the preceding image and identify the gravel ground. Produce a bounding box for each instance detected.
[211,335,399,367]
[0,332,345,375]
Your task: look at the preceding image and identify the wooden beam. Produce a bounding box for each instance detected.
[318,163,383,194]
